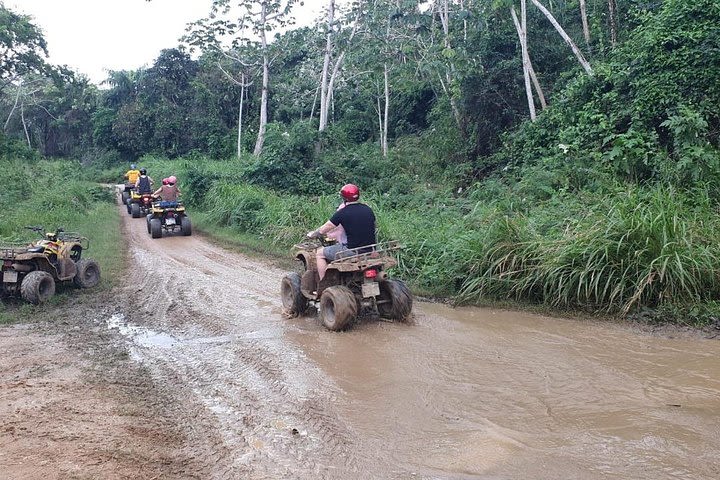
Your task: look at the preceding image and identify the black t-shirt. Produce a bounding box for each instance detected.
[329,202,376,249]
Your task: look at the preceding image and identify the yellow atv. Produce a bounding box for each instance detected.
[0,226,101,304]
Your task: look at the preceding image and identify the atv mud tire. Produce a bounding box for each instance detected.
[146,215,152,234]
[377,279,413,321]
[319,286,357,331]
[73,259,101,288]
[281,272,308,315]
[121,190,130,205]
[20,271,56,304]
[131,202,141,218]
[180,216,192,236]
[150,218,162,239]
[126,199,132,215]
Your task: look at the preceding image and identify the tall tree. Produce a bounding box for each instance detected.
[0,4,49,94]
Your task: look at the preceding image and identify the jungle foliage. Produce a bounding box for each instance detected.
[2,0,720,323]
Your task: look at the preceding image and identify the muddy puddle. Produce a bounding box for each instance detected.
[115,202,720,479]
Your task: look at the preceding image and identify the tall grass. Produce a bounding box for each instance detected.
[120,156,720,323]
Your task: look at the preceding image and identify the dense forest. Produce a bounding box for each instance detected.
[2,0,720,323]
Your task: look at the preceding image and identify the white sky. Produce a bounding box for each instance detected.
[9,0,329,85]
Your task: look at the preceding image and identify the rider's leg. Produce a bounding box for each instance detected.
[316,247,328,280]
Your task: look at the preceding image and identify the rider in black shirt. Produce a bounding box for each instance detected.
[307,184,376,280]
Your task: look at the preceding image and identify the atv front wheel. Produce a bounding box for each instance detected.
[150,218,162,238]
[20,271,56,304]
[281,272,308,315]
[377,279,413,321]
[74,259,101,288]
[319,286,357,331]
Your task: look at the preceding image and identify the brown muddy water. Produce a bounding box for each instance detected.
[111,197,720,479]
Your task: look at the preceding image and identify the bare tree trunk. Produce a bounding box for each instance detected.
[20,101,31,147]
[253,3,269,156]
[579,0,590,47]
[529,61,547,110]
[319,0,335,131]
[237,73,245,158]
[382,64,389,156]
[320,6,361,132]
[437,0,464,131]
[4,82,22,131]
[512,4,536,121]
[530,0,593,75]
[608,0,617,47]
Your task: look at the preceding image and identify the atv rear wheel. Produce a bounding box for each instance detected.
[150,218,162,238]
[180,216,192,236]
[121,191,130,205]
[377,279,413,321]
[74,259,101,288]
[281,272,308,315]
[131,202,141,218]
[20,271,56,304]
[319,286,357,331]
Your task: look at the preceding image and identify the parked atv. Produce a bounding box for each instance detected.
[126,190,154,218]
[281,236,412,331]
[0,226,101,304]
[147,200,192,238]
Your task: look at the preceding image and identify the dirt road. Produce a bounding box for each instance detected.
[2,200,720,479]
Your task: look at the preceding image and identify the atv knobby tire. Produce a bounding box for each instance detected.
[121,191,130,205]
[180,216,192,236]
[74,259,101,288]
[281,272,308,315]
[131,202,141,218]
[377,279,413,321]
[20,271,56,304]
[150,218,162,238]
[146,215,152,233]
[319,286,357,331]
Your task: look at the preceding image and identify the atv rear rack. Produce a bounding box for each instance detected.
[329,241,401,271]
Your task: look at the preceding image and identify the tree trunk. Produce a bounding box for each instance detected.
[512,4,536,121]
[237,73,245,158]
[579,0,590,47]
[608,0,617,47]
[253,2,269,156]
[530,0,593,75]
[319,0,335,131]
[382,64,389,156]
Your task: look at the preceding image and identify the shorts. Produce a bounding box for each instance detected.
[323,243,350,262]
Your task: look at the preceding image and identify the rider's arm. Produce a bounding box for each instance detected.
[308,220,337,238]
[152,187,162,197]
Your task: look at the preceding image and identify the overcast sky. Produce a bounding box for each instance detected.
[9,0,328,85]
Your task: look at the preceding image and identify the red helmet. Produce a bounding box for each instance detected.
[162,178,169,185]
[340,183,360,201]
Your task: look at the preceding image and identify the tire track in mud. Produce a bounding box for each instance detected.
[113,202,374,478]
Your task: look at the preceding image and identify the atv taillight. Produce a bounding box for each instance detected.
[364,269,377,279]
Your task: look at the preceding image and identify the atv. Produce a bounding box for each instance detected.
[0,226,101,304]
[147,200,192,238]
[120,183,134,205]
[281,236,412,331]
[126,190,154,218]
